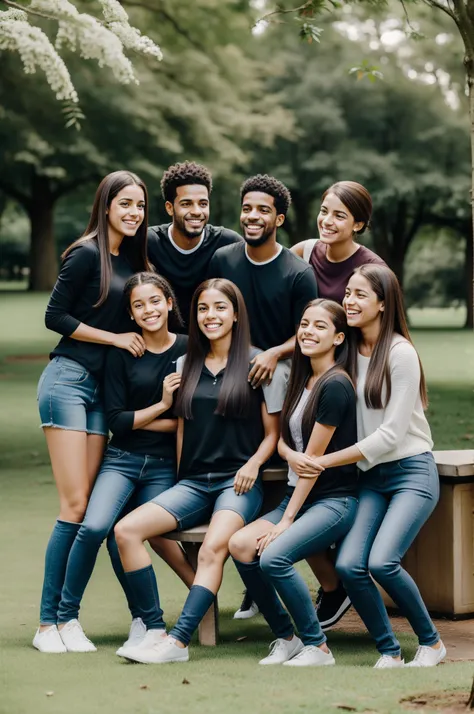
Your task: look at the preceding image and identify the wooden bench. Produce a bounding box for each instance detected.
[164,451,474,645]
[163,468,288,645]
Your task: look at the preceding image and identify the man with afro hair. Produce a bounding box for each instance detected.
[147,161,242,331]
[209,173,318,386]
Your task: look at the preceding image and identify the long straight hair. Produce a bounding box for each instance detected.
[124,272,183,333]
[174,279,253,420]
[62,171,152,306]
[346,264,428,409]
[281,299,352,450]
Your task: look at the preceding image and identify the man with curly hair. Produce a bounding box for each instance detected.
[209,174,318,386]
[147,161,242,330]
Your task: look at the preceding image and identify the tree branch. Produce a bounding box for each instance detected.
[421,0,457,21]
[121,0,205,51]
[1,0,63,22]
[51,172,101,201]
[0,178,31,209]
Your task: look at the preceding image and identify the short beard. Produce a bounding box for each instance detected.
[241,226,274,248]
[174,214,207,240]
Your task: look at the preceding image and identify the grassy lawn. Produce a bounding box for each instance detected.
[0,294,473,714]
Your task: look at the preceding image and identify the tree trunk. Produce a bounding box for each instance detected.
[27,175,58,292]
[468,62,474,330]
[465,227,474,328]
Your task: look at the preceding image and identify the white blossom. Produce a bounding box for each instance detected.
[0,1,163,107]
[0,9,78,102]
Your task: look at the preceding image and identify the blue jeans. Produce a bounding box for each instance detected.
[336,453,440,656]
[56,446,176,623]
[37,356,108,435]
[234,495,358,646]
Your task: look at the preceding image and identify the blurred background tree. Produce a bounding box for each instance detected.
[0,0,471,324]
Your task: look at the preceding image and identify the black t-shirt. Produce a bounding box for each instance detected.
[178,353,274,481]
[147,224,242,331]
[288,374,358,504]
[208,243,318,350]
[46,241,135,378]
[105,334,188,459]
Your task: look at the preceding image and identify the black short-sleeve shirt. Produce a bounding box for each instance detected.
[177,350,281,480]
[208,242,318,350]
[46,241,135,377]
[290,374,358,503]
[147,224,242,332]
[105,334,188,459]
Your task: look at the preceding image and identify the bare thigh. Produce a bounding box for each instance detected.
[43,428,106,522]
[117,502,179,542]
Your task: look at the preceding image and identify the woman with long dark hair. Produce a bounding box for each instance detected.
[34,171,152,653]
[228,299,358,666]
[288,181,385,630]
[113,278,282,664]
[308,264,445,668]
[53,273,196,652]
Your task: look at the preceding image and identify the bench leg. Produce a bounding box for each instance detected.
[182,542,219,647]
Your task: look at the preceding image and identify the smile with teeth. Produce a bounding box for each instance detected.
[301,338,318,346]
[346,310,360,316]
[204,322,221,330]
[245,224,264,232]
[143,315,160,323]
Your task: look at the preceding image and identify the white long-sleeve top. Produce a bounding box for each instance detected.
[356,335,433,471]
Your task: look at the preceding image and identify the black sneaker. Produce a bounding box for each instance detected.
[316,582,351,631]
[233,590,259,620]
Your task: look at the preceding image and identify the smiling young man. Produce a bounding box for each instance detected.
[209,174,318,386]
[147,162,242,331]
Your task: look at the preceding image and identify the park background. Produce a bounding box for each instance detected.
[0,1,474,713]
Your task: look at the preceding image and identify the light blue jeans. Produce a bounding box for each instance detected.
[234,495,358,646]
[56,446,176,623]
[336,452,440,656]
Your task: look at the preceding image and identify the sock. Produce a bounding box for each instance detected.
[125,565,166,630]
[39,520,80,624]
[169,585,215,646]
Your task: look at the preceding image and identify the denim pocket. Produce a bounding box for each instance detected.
[397,453,431,473]
[104,445,127,460]
[56,362,89,385]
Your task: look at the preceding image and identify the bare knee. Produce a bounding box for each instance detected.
[229,531,256,563]
[197,541,227,570]
[59,494,89,523]
[114,518,141,549]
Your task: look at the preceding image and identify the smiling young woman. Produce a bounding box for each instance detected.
[112,278,285,665]
[291,181,385,305]
[52,272,195,653]
[34,171,152,654]
[228,299,358,667]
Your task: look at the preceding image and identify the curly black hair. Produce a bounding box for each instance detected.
[240,174,292,217]
[161,161,213,204]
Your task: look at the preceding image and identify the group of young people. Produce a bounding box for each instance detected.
[33,162,446,669]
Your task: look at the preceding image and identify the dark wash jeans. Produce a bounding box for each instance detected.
[56,446,175,623]
[336,452,440,657]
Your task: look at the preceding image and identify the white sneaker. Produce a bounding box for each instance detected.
[283,645,335,667]
[116,618,147,656]
[33,625,67,654]
[121,634,188,664]
[374,655,405,669]
[405,641,446,667]
[58,619,97,653]
[233,591,259,620]
[259,636,304,665]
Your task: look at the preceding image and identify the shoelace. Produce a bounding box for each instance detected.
[267,639,288,657]
[375,655,400,668]
[411,645,434,664]
[291,645,317,661]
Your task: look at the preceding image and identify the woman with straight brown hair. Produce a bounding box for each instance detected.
[34,171,152,653]
[307,264,445,669]
[113,278,282,664]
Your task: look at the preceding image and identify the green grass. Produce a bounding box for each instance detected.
[0,294,473,714]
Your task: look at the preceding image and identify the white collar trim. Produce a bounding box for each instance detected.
[168,224,206,254]
[244,243,283,266]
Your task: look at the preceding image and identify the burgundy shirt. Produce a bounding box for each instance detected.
[309,241,386,304]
